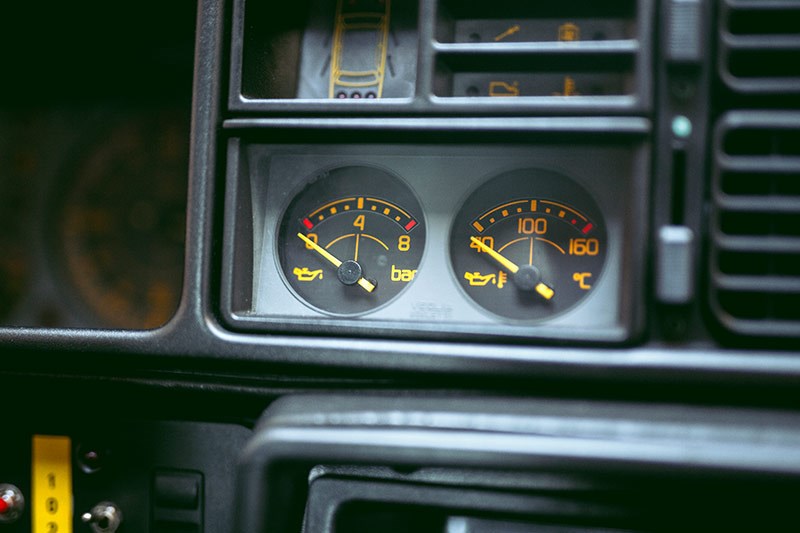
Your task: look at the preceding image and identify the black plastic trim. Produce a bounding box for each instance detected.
[235,394,800,532]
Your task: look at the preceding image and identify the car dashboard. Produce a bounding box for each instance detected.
[2,0,800,532]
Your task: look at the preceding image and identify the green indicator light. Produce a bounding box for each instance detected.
[672,115,692,139]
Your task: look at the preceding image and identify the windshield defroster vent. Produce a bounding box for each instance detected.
[710,112,800,338]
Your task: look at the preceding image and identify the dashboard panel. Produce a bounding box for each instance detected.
[2,0,800,532]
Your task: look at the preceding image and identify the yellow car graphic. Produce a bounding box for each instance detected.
[329,0,390,98]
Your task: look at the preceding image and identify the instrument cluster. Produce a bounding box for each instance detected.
[223,140,647,342]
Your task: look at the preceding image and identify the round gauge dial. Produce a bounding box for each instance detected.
[450,168,606,321]
[278,166,425,316]
[59,113,187,329]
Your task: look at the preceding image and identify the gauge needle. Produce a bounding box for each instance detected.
[470,236,519,273]
[469,236,554,300]
[297,233,376,293]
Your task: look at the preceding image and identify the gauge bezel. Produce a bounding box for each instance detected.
[274,164,428,317]
[447,167,609,324]
[221,138,647,343]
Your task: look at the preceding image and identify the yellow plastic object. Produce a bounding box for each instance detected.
[32,435,72,533]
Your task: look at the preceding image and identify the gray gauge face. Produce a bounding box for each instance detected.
[450,168,607,321]
[278,166,425,316]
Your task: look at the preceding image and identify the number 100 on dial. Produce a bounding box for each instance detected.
[450,168,607,321]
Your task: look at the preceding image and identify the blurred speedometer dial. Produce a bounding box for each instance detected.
[59,112,188,329]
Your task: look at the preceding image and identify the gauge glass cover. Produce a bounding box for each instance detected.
[450,168,606,321]
[278,165,425,316]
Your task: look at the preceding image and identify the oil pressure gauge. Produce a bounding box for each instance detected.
[450,168,606,321]
[278,166,425,316]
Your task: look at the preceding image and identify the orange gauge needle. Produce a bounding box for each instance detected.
[297,233,376,293]
[469,236,554,300]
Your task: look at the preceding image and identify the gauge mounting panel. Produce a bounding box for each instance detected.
[222,140,647,343]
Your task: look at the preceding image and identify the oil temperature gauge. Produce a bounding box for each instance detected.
[450,168,607,321]
[278,166,425,316]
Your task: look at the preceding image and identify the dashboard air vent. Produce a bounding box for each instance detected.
[719,0,800,93]
[710,112,800,338]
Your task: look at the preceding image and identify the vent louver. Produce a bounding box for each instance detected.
[719,0,800,93]
[711,112,800,338]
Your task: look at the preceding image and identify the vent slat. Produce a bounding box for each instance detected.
[715,196,800,213]
[725,0,800,9]
[719,158,800,174]
[715,275,800,294]
[720,77,800,94]
[714,235,800,254]
[722,34,800,50]
[719,112,800,130]
[712,311,800,337]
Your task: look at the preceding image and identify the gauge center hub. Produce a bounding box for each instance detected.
[338,260,364,286]
[513,264,541,291]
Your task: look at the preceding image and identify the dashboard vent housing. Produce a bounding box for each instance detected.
[710,112,800,338]
[719,0,800,93]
